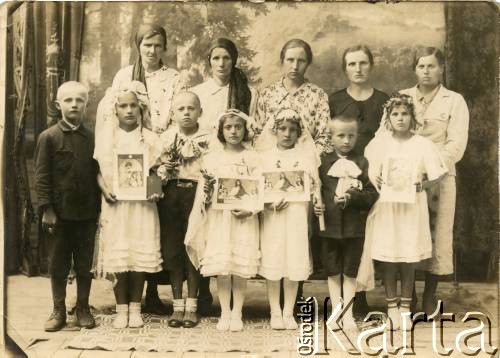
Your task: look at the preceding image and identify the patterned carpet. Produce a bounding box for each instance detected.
[65,314,302,352]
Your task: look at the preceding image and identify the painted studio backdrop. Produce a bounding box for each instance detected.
[4,2,497,281]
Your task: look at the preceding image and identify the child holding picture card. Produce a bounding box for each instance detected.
[185,109,261,332]
[364,93,447,330]
[93,81,163,329]
[314,115,378,333]
[255,108,321,330]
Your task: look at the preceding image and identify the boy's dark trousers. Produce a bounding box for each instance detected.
[48,219,96,310]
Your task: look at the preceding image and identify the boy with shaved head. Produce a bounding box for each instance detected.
[35,81,100,331]
[155,91,211,328]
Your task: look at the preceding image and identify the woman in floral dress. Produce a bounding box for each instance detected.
[255,39,331,154]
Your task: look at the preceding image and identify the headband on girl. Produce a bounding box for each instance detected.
[271,108,306,136]
[382,93,419,132]
[217,108,257,141]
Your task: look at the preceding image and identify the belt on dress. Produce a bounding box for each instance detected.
[166,179,198,189]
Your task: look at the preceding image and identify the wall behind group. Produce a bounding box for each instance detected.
[79,1,445,130]
[78,2,498,281]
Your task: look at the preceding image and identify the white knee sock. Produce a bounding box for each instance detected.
[283,278,298,317]
[217,275,231,318]
[267,280,281,315]
[231,275,247,318]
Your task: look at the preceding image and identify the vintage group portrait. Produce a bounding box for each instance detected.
[0,1,497,357]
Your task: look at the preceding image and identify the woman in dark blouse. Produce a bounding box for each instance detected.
[329,45,389,153]
[328,45,388,317]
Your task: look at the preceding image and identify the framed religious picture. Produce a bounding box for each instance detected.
[379,155,418,204]
[262,169,311,203]
[212,175,264,211]
[113,150,149,200]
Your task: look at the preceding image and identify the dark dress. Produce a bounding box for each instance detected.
[329,88,389,153]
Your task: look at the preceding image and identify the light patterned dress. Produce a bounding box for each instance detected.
[255,78,331,153]
[400,85,469,275]
[112,65,187,134]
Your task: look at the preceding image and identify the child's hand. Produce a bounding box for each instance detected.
[415,178,433,193]
[103,189,118,204]
[267,198,288,211]
[231,209,253,219]
[334,195,345,206]
[313,202,325,217]
[147,193,164,202]
[163,158,178,172]
[42,206,57,234]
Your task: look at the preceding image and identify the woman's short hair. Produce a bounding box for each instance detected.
[342,45,374,71]
[413,47,445,69]
[280,39,313,65]
[217,114,250,143]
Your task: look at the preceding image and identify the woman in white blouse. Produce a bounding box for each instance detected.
[191,38,257,133]
[400,47,469,313]
[111,24,186,134]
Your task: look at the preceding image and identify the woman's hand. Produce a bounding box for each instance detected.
[266,198,289,211]
[102,189,118,204]
[147,193,164,202]
[231,209,253,219]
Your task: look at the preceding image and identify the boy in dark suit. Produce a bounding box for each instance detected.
[35,81,100,331]
[314,115,377,331]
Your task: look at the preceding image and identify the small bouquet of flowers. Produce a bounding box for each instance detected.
[157,133,209,183]
[200,169,216,209]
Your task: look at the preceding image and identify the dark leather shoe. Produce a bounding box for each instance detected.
[75,305,96,329]
[44,306,66,332]
[168,310,184,328]
[183,311,199,328]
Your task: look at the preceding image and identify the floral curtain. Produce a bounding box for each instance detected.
[5,2,85,275]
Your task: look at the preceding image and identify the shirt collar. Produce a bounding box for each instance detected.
[416,84,441,104]
[58,118,82,132]
[206,78,229,95]
[276,77,311,101]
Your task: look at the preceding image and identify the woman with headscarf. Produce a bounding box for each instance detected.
[191,38,257,133]
[105,24,186,315]
[190,38,257,314]
[111,24,186,134]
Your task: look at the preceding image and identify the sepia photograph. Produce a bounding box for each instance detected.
[263,170,311,203]
[379,156,417,204]
[114,152,148,200]
[0,0,498,357]
[213,176,263,211]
